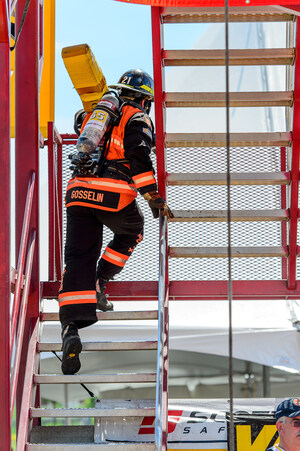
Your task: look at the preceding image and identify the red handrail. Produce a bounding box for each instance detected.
[10,172,35,354]
[47,122,63,281]
[10,230,36,422]
[16,317,39,451]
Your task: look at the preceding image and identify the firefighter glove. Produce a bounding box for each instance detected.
[143,191,174,219]
[69,151,98,176]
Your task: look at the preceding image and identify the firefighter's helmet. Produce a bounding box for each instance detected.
[109,69,154,100]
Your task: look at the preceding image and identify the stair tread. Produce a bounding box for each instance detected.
[165,91,293,107]
[166,131,292,147]
[162,6,294,23]
[34,373,157,384]
[167,171,290,185]
[30,407,155,418]
[163,48,295,66]
[41,310,158,321]
[169,246,288,258]
[170,209,289,222]
[38,340,158,352]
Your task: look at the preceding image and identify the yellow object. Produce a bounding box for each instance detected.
[10,0,55,138]
[62,44,108,112]
[236,424,279,450]
[39,0,55,138]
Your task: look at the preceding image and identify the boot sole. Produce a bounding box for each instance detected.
[61,335,82,375]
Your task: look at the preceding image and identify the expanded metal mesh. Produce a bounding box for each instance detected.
[61,142,289,282]
[167,145,287,281]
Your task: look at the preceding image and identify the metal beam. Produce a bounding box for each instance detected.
[0,21,11,451]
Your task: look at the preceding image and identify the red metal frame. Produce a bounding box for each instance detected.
[288,16,300,289]
[15,0,41,438]
[10,173,36,353]
[16,318,39,451]
[281,147,288,280]
[0,1,11,449]
[11,230,36,423]
[46,122,63,281]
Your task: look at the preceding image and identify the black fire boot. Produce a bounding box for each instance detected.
[61,322,82,375]
[96,278,114,312]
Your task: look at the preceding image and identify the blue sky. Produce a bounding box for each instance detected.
[54,0,207,131]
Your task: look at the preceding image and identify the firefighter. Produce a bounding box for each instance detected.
[59,69,173,375]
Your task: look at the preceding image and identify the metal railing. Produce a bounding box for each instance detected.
[10,173,36,423]
[47,122,63,281]
[155,213,169,451]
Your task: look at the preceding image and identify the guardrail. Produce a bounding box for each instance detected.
[47,122,63,281]
[10,172,36,422]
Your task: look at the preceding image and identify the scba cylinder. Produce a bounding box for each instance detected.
[76,93,120,154]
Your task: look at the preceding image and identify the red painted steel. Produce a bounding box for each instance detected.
[15,0,40,427]
[281,147,288,280]
[16,318,39,451]
[46,123,63,280]
[56,138,63,280]
[47,121,55,280]
[152,6,167,201]
[117,0,300,6]
[0,4,11,446]
[0,0,9,44]
[11,231,36,423]
[288,17,300,290]
[10,173,36,354]
[42,279,300,300]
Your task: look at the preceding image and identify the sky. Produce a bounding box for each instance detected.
[54,0,208,131]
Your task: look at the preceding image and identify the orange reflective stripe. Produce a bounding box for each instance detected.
[59,290,96,298]
[106,247,129,260]
[102,254,124,267]
[59,290,97,307]
[67,178,137,195]
[132,171,156,189]
[102,246,129,267]
[59,299,97,307]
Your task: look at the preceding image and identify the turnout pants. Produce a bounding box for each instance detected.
[59,200,144,329]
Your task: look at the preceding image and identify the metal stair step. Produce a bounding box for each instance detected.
[163,48,295,66]
[34,373,157,384]
[167,172,290,186]
[166,131,292,147]
[31,399,155,418]
[170,209,289,222]
[38,341,158,352]
[27,444,155,450]
[161,6,294,23]
[169,246,288,258]
[31,407,155,418]
[165,91,293,107]
[41,310,158,321]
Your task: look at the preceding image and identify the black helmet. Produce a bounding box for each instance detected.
[109,69,154,99]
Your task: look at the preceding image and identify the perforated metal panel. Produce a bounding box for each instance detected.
[167,145,288,281]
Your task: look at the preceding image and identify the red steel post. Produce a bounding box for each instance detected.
[281,147,288,280]
[0,0,11,448]
[288,17,300,289]
[152,6,167,201]
[15,0,40,424]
